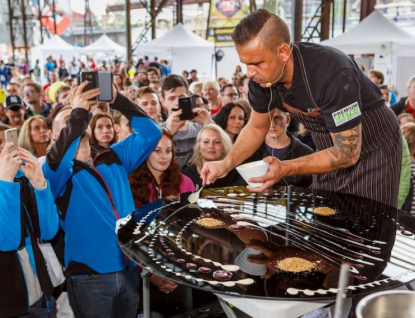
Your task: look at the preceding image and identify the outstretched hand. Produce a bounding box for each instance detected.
[246,156,284,192]
[200,160,230,185]
[165,110,185,135]
[0,143,21,182]
[18,148,46,188]
[73,81,100,111]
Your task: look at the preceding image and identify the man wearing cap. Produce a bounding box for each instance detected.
[188,69,199,85]
[2,95,26,129]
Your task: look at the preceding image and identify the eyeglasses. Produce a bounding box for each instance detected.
[225,93,238,97]
[23,90,35,95]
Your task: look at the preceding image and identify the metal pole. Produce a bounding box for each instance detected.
[52,0,57,34]
[7,0,15,61]
[151,0,156,39]
[125,0,132,61]
[292,0,303,42]
[83,2,87,46]
[333,263,350,318]
[20,0,29,63]
[38,2,44,43]
[141,269,151,317]
[320,0,331,41]
[342,0,347,33]
[176,0,183,24]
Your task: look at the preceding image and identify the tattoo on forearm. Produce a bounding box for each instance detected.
[326,126,361,169]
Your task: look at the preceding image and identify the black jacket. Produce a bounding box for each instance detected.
[25,102,52,119]
[259,132,314,188]
[391,97,409,116]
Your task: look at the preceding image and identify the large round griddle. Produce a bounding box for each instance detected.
[117,186,415,300]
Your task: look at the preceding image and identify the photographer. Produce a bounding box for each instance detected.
[0,143,59,317]
[160,75,213,169]
[43,81,161,318]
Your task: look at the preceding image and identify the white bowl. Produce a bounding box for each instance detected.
[236,160,269,188]
[235,248,267,276]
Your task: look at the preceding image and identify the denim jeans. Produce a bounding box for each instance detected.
[67,267,140,318]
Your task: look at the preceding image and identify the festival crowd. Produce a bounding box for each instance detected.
[1,9,415,318]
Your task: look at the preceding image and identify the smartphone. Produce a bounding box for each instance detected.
[97,72,113,102]
[80,72,97,100]
[0,89,5,104]
[178,97,196,121]
[5,128,18,152]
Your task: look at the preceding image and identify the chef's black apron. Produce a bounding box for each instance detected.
[284,46,401,207]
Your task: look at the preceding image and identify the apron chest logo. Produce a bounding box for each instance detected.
[332,102,361,127]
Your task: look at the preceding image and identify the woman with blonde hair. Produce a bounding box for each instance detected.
[203,81,222,115]
[18,115,52,158]
[183,123,245,189]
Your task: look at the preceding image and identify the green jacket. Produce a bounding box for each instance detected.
[399,136,411,209]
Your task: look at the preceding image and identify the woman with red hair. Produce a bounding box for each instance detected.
[129,128,195,206]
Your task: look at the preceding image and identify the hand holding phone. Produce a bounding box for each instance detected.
[0,128,20,181]
[177,97,196,121]
[5,128,18,153]
[80,72,97,101]
[80,71,113,102]
[97,72,113,102]
[73,81,100,111]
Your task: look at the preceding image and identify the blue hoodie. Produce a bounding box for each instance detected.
[43,93,161,276]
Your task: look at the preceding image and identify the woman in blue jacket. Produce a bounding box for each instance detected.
[0,143,59,318]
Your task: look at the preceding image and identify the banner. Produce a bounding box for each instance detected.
[207,0,250,45]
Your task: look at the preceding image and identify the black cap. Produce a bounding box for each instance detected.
[5,95,23,111]
[190,69,197,74]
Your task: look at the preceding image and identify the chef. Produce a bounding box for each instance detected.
[201,9,401,207]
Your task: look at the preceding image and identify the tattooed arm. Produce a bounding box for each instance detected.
[326,124,362,168]
[247,124,362,192]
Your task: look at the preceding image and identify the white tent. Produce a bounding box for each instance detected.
[31,35,79,69]
[81,34,126,55]
[136,23,215,80]
[321,10,415,95]
[322,10,414,54]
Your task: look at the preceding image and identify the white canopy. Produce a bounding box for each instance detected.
[31,35,79,68]
[321,10,415,55]
[81,34,126,55]
[136,23,215,80]
[321,10,415,95]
